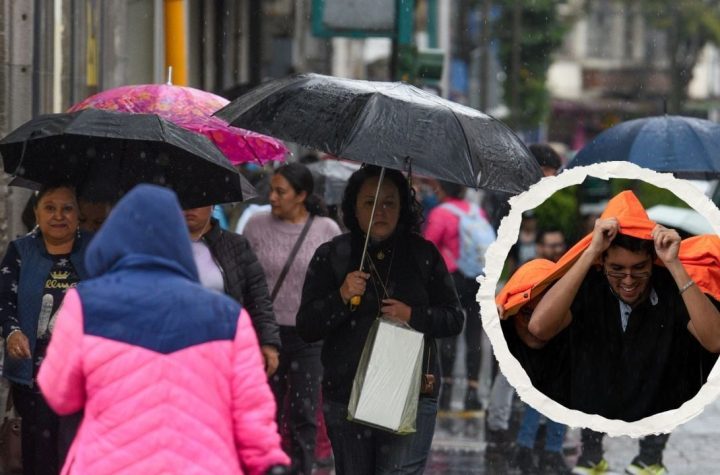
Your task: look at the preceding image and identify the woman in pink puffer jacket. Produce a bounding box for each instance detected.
[38,185,290,475]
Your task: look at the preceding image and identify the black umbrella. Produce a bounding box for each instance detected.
[215,73,542,195]
[0,108,256,208]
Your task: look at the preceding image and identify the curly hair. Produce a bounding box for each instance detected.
[341,165,424,236]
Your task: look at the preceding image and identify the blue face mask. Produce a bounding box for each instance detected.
[420,190,440,212]
[244,163,261,173]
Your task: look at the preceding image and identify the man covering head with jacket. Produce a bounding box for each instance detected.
[498,191,720,474]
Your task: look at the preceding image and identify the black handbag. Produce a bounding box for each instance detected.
[0,390,22,474]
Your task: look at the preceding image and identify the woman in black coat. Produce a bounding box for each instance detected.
[297,165,463,475]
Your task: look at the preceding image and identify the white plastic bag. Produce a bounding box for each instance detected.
[347,318,424,434]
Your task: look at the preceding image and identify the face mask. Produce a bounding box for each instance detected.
[419,187,439,211]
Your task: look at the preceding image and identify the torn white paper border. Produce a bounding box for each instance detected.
[478,161,720,437]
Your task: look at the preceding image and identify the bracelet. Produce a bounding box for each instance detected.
[679,280,695,295]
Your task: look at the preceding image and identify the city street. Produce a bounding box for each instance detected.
[314,333,720,474]
[310,395,720,474]
[427,396,720,474]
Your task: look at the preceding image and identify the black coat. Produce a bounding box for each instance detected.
[297,231,464,404]
[202,219,281,349]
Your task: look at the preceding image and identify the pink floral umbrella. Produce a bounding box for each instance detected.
[68,83,287,165]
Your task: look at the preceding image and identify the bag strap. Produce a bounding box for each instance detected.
[4,388,13,416]
[424,337,437,373]
[270,215,315,302]
[441,201,478,218]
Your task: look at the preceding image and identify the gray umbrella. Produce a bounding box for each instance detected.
[307,159,360,205]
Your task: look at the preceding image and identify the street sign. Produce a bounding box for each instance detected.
[312,0,396,38]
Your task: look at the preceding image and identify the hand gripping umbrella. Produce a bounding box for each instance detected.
[0,108,255,208]
[68,83,288,166]
[567,115,720,179]
[215,73,543,307]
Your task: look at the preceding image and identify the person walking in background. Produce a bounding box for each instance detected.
[423,180,495,420]
[511,228,571,475]
[244,163,341,475]
[37,184,290,475]
[77,198,112,233]
[183,204,281,376]
[0,183,92,475]
[297,166,464,474]
[482,143,563,231]
[484,143,563,466]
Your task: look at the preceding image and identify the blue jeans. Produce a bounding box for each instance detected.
[516,404,567,453]
[272,327,323,475]
[323,397,437,475]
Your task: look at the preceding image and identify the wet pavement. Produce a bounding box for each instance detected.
[425,396,720,474]
[313,333,720,474]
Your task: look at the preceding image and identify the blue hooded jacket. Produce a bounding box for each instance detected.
[77,184,240,354]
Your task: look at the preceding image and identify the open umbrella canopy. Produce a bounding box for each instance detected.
[0,108,255,208]
[69,83,288,165]
[307,159,360,205]
[215,73,542,194]
[567,115,720,179]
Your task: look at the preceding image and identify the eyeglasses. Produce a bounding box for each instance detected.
[605,270,651,280]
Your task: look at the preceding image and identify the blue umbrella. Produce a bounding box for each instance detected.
[567,115,720,179]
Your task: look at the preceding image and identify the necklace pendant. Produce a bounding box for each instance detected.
[377,250,385,260]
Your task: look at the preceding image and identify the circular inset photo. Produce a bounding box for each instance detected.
[479,161,720,437]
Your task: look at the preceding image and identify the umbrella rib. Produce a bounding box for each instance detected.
[683,119,714,173]
[444,105,476,185]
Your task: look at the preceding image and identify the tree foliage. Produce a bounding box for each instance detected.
[492,0,569,128]
[534,186,580,241]
[613,0,720,113]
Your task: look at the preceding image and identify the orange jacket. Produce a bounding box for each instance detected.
[496,191,720,316]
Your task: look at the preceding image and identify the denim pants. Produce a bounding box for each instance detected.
[516,404,567,452]
[439,273,482,385]
[324,397,438,475]
[272,327,323,475]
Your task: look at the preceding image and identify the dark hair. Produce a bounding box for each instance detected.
[437,180,465,199]
[529,143,562,172]
[341,165,424,236]
[35,182,77,206]
[298,153,320,165]
[605,233,655,258]
[535,227,565,245]
[274,162,327,217]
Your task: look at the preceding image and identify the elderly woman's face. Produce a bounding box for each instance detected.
[355,177,401,241]
[34,187,79,244]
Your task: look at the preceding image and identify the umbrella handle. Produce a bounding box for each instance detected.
[348,167,386,312]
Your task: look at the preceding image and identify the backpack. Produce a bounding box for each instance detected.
[440,202,496,278]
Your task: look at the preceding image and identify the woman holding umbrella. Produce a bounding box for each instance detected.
[0,182,92,474]
[243,162,341,475]
[297,165,464,474]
